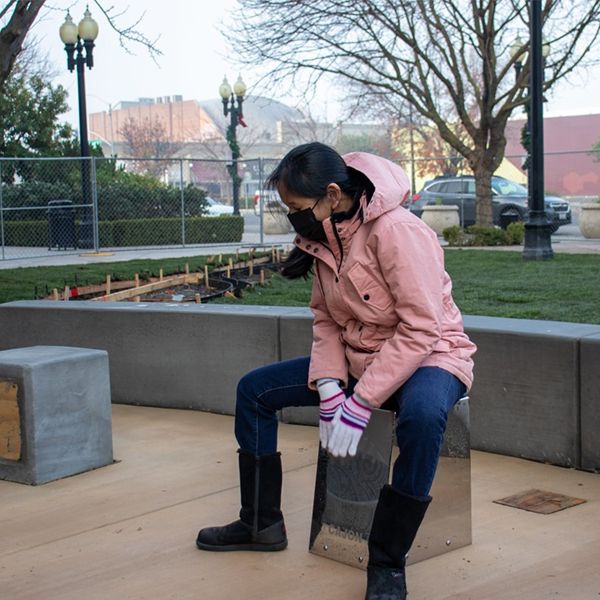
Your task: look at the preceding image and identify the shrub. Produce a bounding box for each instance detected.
[3,219,49,246]
[505,221,525,245]
[0,175,208,222]
[3,215,244,247]
[442,223,524,247]
[96,182,207,220]
[442,225,464,245]
[466,225,509,246]
[0,181,75,219]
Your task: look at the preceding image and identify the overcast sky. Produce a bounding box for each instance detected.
[30,0,600,133]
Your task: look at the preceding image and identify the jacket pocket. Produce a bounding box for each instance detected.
[346,262,394,311]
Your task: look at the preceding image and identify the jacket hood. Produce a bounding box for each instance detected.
[342,152,411,223]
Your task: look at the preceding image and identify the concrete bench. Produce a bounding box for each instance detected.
[581,332,600,472]
[0,346,113,485]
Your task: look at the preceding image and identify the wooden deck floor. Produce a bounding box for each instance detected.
[1,405,599,600]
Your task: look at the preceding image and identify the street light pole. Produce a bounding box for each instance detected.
[523,0,553,260]
[408,103,416,195]
[59,7,99,249]
[219,75,248,216]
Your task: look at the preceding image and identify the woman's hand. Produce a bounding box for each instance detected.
[326,392,372,457]
[317,378,345,448]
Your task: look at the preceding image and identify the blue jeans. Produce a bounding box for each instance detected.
[235,357,466,498]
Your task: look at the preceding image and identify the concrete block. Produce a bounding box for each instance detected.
[581,332,600,472]
[279,310,316,426]
[0,346,112,485]
[464,316,600,468]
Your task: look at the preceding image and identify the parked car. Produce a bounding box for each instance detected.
[408,175,571,232]
[204,197,234,217]
[253,190,283,215]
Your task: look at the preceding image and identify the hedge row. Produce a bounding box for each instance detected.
[2,215,244,247]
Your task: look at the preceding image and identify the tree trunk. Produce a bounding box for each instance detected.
[0,1,47,90]
[472,124,506,227]
[473,167,494,226]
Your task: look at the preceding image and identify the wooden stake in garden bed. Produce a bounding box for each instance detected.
[204,265,210,290]
[92,272,201,302]
[105,275,111,295]
[260,269,265,285]
[134,273,141,302]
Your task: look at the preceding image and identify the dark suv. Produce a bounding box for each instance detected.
[408,176,571,233]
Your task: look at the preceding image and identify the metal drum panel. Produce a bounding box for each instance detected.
[406,397,471,564]
[309,409,394,569]
[309,398,471,570]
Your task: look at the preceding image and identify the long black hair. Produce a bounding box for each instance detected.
[267,142,374,279]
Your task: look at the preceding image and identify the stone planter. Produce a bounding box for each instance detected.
[262,203,292,235]
[579,203,600,239]
[421,205,460,235]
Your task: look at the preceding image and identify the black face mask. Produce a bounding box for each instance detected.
[287,207,328,241]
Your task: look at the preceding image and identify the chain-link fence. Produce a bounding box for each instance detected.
[2,151,597,260]
[0,156,296,261]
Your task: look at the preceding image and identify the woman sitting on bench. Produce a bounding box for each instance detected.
[196,142,476,600]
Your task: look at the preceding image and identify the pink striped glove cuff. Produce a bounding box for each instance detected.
[339,393,372,431]
[317,379,345,423]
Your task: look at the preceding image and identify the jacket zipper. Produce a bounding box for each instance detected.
[331,223,344,271]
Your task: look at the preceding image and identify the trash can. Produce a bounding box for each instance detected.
[499,211,521,229]
[47,200,77,250]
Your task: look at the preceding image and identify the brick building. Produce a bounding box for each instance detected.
[88,96,221,149]
[505,113,600,197]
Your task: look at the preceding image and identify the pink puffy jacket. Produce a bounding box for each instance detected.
[297,152,477,408]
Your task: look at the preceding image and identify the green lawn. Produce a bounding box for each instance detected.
[0,252,257,304]
[1,249,599,324]
[215,249,600,324]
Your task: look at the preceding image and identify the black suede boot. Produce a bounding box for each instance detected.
[365,485,431,600]
[196,450,288,552]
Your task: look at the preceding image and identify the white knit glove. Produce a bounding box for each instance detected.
[326,392,372,457]
[317,378,345,448]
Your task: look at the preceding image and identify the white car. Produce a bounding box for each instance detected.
[205,197,234,217]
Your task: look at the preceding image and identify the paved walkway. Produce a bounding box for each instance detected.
[1,405,599,600]
[1,232,598,270]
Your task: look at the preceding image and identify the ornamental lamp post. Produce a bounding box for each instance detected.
[59,7,99,249]
[219,75,248,216]
[510,1,553,260]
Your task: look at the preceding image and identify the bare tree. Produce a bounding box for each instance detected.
[229,0,600,225]
[119,116,182,176]
[0,1,45,89]
[0,0,161,91]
